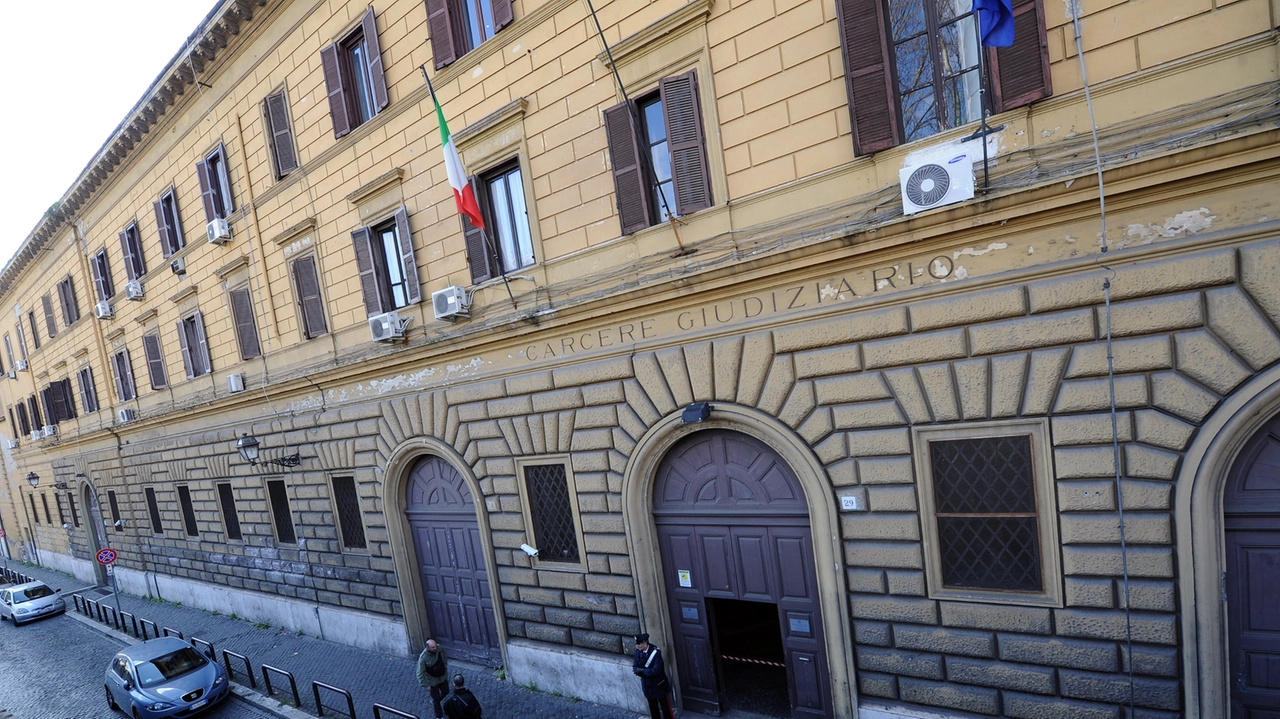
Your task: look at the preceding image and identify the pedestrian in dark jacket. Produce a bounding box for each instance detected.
[633,633,675,719]
[442,673,483,719]
[416,639,449,719]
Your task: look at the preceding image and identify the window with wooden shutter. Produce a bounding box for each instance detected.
[77,367,99,413]
[112,349,136,402]
[603,102,653,235]
[197,143,234,221]
[290,255,328,339]
[119,222,146,280]
[57,275,79,325]
[177,312,212,378]
[467,161,534,282]
[352,213,419,315]
[141,332,168,390]
[660,72,713,216]
[426,0,513,69]
[41,295,57,338]
[27,312,39,350]
[15,323,28,361]
[320,6,391,139]
[463,173,495,283]
[229,287,262,360]
[989,0,1051,113]
[263,90,299,179]
[16,403,30,435]
[92,250,115,302]
[154,188,185,258]
[1,335,9,369]
[393,207,420,305]
[28,395,42,429]
[351,227,386,316]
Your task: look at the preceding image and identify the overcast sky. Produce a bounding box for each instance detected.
[0,1,216,268]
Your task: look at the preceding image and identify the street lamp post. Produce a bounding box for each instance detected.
[25,472,40,565]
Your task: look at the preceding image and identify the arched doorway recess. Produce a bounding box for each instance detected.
[403,455,501,665]
[653,428,832,718]
[81,480,108,586]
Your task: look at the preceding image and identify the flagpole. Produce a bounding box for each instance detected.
[421,65,518,310]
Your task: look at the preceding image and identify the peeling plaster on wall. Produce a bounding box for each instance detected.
[1121,208,1216,248]
[1064,0,1079,20]
[283,358,488,414]
[820,281,852,301]
[954,242,1009,259]
[1042,126,1061,138]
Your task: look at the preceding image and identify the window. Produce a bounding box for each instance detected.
[426,0,513,69]
[228,287,261,360]
[111,349,137,402]
[153,187,186,258]
[331,476,366,550]
[837,0,1051,154]
[216,482,242,541]
[41,493,52,524]
[3,334,12,369]
[177,486,199,537]
[463,160,534,283]
[41,379,76,424]
[29,494,40,525]
[263,90,299,179]
[27,311,39,350]
[27,395,41,429]
[604,71,713,234]
[145,487,163,534]
[77,367,99,413]
[266,479,296,544]
[351,207,420,315]
[56,275,80,326]
[320,7,389,139]
[15,402,30,436]
[141,333,168,390]
[290,255,328,339]
[912,420,1061,605]
[119,221,147,281]
[15,322,28,362]
[176,312,212,378]
[67,492,79,528]
[55,494,66,525]
[107,490,121,529]
[197,143,235,222]
[521,462,582,565]
[40,294,57,338]
[91,250,115,303]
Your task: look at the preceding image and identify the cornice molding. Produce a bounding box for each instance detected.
[134,308,159,324]
[597,0,712,67]
[345,168,406,206]
[214,256,251,280]
[169,285,199,304]
[452,98,528,148]
[271,217,317,246]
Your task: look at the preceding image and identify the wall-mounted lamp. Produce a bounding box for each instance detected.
[681,402,712,424]
[26,472,38,488]
[236,433,301,468]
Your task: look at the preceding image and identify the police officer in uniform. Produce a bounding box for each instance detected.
[632,633,675,719]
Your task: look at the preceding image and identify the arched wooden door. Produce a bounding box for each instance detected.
[1225,414,1280,716]
[405,456,500,665]
[654,429,831,718]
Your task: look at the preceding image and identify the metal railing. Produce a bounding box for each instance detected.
[312,681,356,718]
[223,650,256,688]
[191,637,216,660]
[162,626,184,640]
[261,664,301,709]
[373,704,419,719]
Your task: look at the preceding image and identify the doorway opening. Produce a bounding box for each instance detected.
[708,598,790,718]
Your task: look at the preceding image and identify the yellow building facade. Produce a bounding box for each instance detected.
[1,0,1279,716]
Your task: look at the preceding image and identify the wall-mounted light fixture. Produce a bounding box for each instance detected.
[236,433,301,468]
[681,402,712,424]
[26,472,38,488]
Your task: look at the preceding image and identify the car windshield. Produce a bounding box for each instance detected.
[11,585,53,602]
[135,648,207,688]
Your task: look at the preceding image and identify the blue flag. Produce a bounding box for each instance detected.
[973,0,1015,47]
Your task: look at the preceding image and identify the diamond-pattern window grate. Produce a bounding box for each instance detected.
[524,464,580,563]
[267,479,297,544]
[332,476,367,550]
[216,483,242,541]
[929,435,1043,593]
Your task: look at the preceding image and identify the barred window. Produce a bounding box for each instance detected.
[913,421,1061,606]
[67,492,80,528]
[177,485,199,537]
[266,479,296,544]
[55,493,67,525]
[145,487,164,535]
[107,490,121,529]
[30,494,40,525]
[522,462,582,565]
[217,482,242,541]
[331,476,366,550]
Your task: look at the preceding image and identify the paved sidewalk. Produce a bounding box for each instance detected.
[4,561,640,719]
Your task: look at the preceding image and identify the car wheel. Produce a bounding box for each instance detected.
[132,708,141,719]
[105,685,119,711]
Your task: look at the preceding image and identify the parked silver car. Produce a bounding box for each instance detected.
[0,580,66,625]
[104,637,230,718]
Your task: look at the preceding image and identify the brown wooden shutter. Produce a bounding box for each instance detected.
[41,295,57,338]
[229,288,262,360]
[78,368,98,413]
[112,352,127,400]
[61,277,78,324]
[361,7,390,112]
[154,198,174,258]
[92,254,108,302]
[425,0,460,69]
[193,311,211,374]
[321,43,353,138]
[603,102,653,235]
[41,388,55,426]
[291,256,328,338]
[28,395,41,429]
[176,321,194,379]
[56,280,71,325]
[464,174,495,283]
[142,333,168,389]
[351,228,386,315]
[990,0,1052,113]
[196,158,217,223]
[660,71,713,217]
[264,91,299,178]
[492,0,513,32]
[16,403,29,435]
[393,207,421,304]
[52,380,71,421]
[120,349,136,400]
[28,313,40,350]
[836,0,901,155]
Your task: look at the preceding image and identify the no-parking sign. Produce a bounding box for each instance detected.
[96,548,117,565]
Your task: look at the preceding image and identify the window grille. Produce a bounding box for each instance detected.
[267,479,296,544]
[177,486,199,537]
[145,487,163,535]
[107,490,121,527]
[331,476,366,550]
[30,494,40,525]
[67,492,80,528]
[929,435,1042,592]
[523,464,580,563]
[55,493,67,525]
[216,483,242,541]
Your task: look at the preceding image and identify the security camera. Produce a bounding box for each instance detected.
[113,520,125,529]
[519,543,539,557]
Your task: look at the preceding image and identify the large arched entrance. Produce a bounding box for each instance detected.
[1223,413,1280,716]
[82,482,109,586]
[654,429,831,718]
[404,455,501,665]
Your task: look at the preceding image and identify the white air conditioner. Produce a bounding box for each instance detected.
[5,370,14,380]
[5,439,18,450]
[95,301,114,319]
[431,286,470,322]
[206,218,231,244]
[900,153,975,215]
[369,311,410,341]
[170,257,187,275]
[16,360,28,371]
[227,373,245,393]
[117,408,137,424]
[29,431,41,442]
[41,425,57,438]
[125,280,145,300]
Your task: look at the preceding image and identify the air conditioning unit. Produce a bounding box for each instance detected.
[5,370,14,380]
[117,408,137,424]
[369,311,410,341]
[206,218,231,244]
[41,425,57,438]
[5,439,18,450]
[227,373,245,393]
[431,286,470,322]
[170,257,187,275]
[16,360,28,371]
[125,280,145,301]
[29,431,41,441]
[95,301,114,319]
[900,153,975,215]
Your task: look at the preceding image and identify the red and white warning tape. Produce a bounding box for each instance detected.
[721,654,786,668]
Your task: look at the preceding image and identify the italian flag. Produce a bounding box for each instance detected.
[430,85,484,229]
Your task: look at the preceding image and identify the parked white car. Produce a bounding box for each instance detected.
[0,580,66,625]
